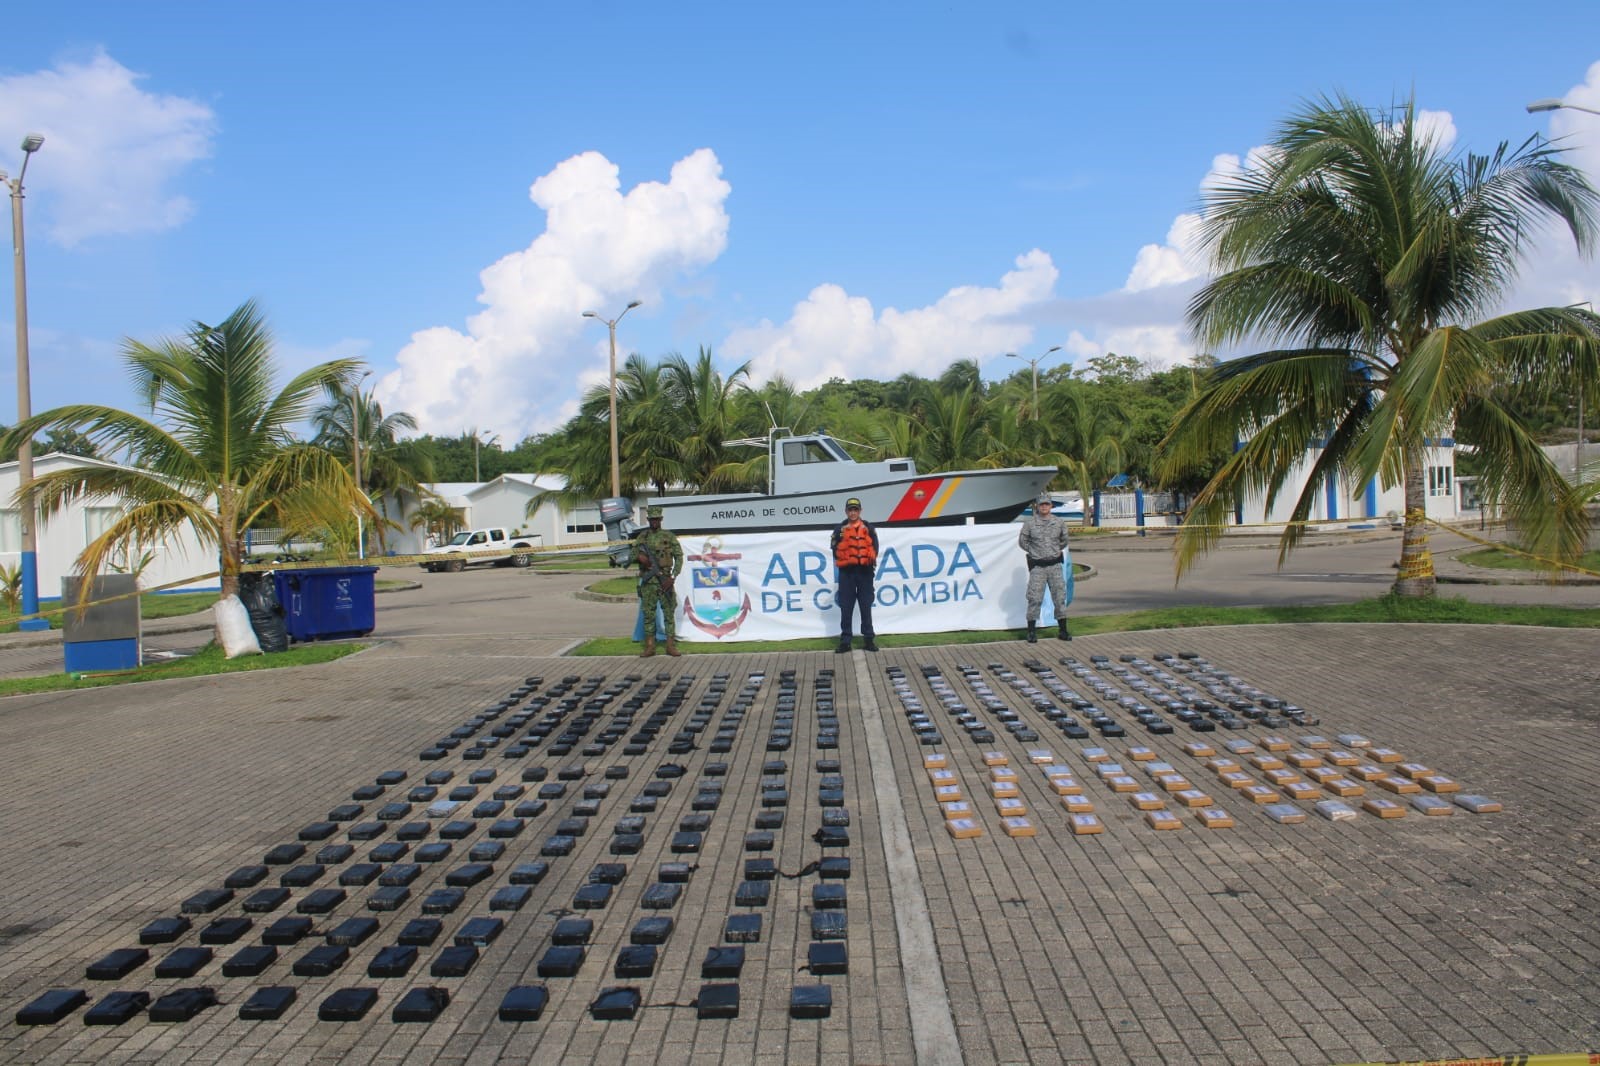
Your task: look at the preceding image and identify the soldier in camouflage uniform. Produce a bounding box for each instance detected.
[1017,494,1071,643]
[635,504,684,657]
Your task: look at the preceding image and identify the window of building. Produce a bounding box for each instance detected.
[565,523,604,534]
[86,506,123,543]
[0,510,19,553]
[1428,465,1453,498]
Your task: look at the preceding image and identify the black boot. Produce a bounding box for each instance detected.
[862,638,879,652]
[1025,623,1037,644]
[835,638,850,654]
[1057,620,1071,641]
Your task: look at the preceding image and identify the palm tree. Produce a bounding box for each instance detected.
[1042,380,1128,504]
[1159,95,1600,596]
[311,384,430,553]
[913,381,994,471]
[409,497,465,545]
[660,347,751,490]
[3,300,370,627]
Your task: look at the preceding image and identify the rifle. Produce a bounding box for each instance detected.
[636,543,673,594]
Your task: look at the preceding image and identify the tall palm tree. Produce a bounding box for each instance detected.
[660,347,751,490]
[1159,95,1600,596]
[913,381,995,472]
[1042,380,1128,503]
[3,301,369,627]
[311,384,430,552]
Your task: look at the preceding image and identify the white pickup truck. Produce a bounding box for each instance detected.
[420,527,542,572]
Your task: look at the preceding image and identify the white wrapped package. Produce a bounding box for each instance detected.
[214,594,262,659]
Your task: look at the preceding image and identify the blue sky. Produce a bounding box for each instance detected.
[3,2,1599,444]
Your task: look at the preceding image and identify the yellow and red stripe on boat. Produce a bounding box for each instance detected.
[886,476,964,522]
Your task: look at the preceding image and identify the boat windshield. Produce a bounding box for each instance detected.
[781,437,850,465]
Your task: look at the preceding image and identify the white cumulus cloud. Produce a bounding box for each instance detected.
[1506,60,1600,314]
[0,49,215,246]
[377,148,732,439]
[725,249,1060,389]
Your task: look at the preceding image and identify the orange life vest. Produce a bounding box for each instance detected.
[834,520,877,568]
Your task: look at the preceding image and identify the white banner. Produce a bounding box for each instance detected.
[669,523,1070,643]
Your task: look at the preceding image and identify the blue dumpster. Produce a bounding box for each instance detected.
[272,566,378,641]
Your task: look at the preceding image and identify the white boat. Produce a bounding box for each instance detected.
[648,430,1058,534]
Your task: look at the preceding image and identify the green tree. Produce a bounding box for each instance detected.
[311,383,431,552]
[3,300,370,628]
[1160,95,1600,596]
[660,347,751,490]
[1039,379,1128,500]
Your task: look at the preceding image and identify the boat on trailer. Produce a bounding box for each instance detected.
[647,429,1058,535]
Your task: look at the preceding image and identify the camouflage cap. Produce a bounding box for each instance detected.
[646,505,664,519]
[1036,494,1052,506]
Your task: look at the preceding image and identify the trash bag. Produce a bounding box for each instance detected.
[238,572,289,653]
[215,595,262,659]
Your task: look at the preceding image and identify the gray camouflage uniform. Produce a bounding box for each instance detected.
[1018,509,1071,624]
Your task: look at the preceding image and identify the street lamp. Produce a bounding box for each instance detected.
[472,428,499,483]
[3,133,47,631]
[351,370,372,560]
[581,299,641,497]
[1529,94,1599,477]
[1006,345,1063,420]
[1527,98,1600,117]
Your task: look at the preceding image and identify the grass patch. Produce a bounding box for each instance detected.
[589,576,638,597]
[0,590,220,632]
[569,595,1600,655]
[0,641,366,697]
[1459,546,1600,573]
[533,552,616,572]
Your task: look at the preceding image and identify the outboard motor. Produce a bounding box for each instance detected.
[598,497,643,567]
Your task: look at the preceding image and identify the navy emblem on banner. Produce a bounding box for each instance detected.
[683,538,752,638]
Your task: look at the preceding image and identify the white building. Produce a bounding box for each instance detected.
[1234,438,1460,527]
[0,453,217,598]
[382,475,631,556]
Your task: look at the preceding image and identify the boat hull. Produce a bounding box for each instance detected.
[651,466,1057,534]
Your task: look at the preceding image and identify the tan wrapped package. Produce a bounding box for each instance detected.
[1241,785,1280,804]
[995,797,1027,818]
[1361,798,1406,819]
[1145,809,1183,831]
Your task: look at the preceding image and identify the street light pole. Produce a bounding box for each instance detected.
[352,370,372,560]
[1527,98,1600,117]
[1006,345,1062,420]
[582,300,641,498]
[3,134,46,631]
[1531,95,1600,482]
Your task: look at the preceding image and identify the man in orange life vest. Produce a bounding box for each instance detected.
[829,496,880,653]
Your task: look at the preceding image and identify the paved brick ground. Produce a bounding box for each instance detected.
[1,561,1597,1065]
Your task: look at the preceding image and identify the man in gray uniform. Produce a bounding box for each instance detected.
[1017,494,1071,643]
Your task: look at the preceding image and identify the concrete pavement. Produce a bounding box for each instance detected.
[1,540,1597,1065]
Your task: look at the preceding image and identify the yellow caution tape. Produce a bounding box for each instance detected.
[1420,515,1600,580]
[237,538,618,574]
[1335,1053,1599,1066]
